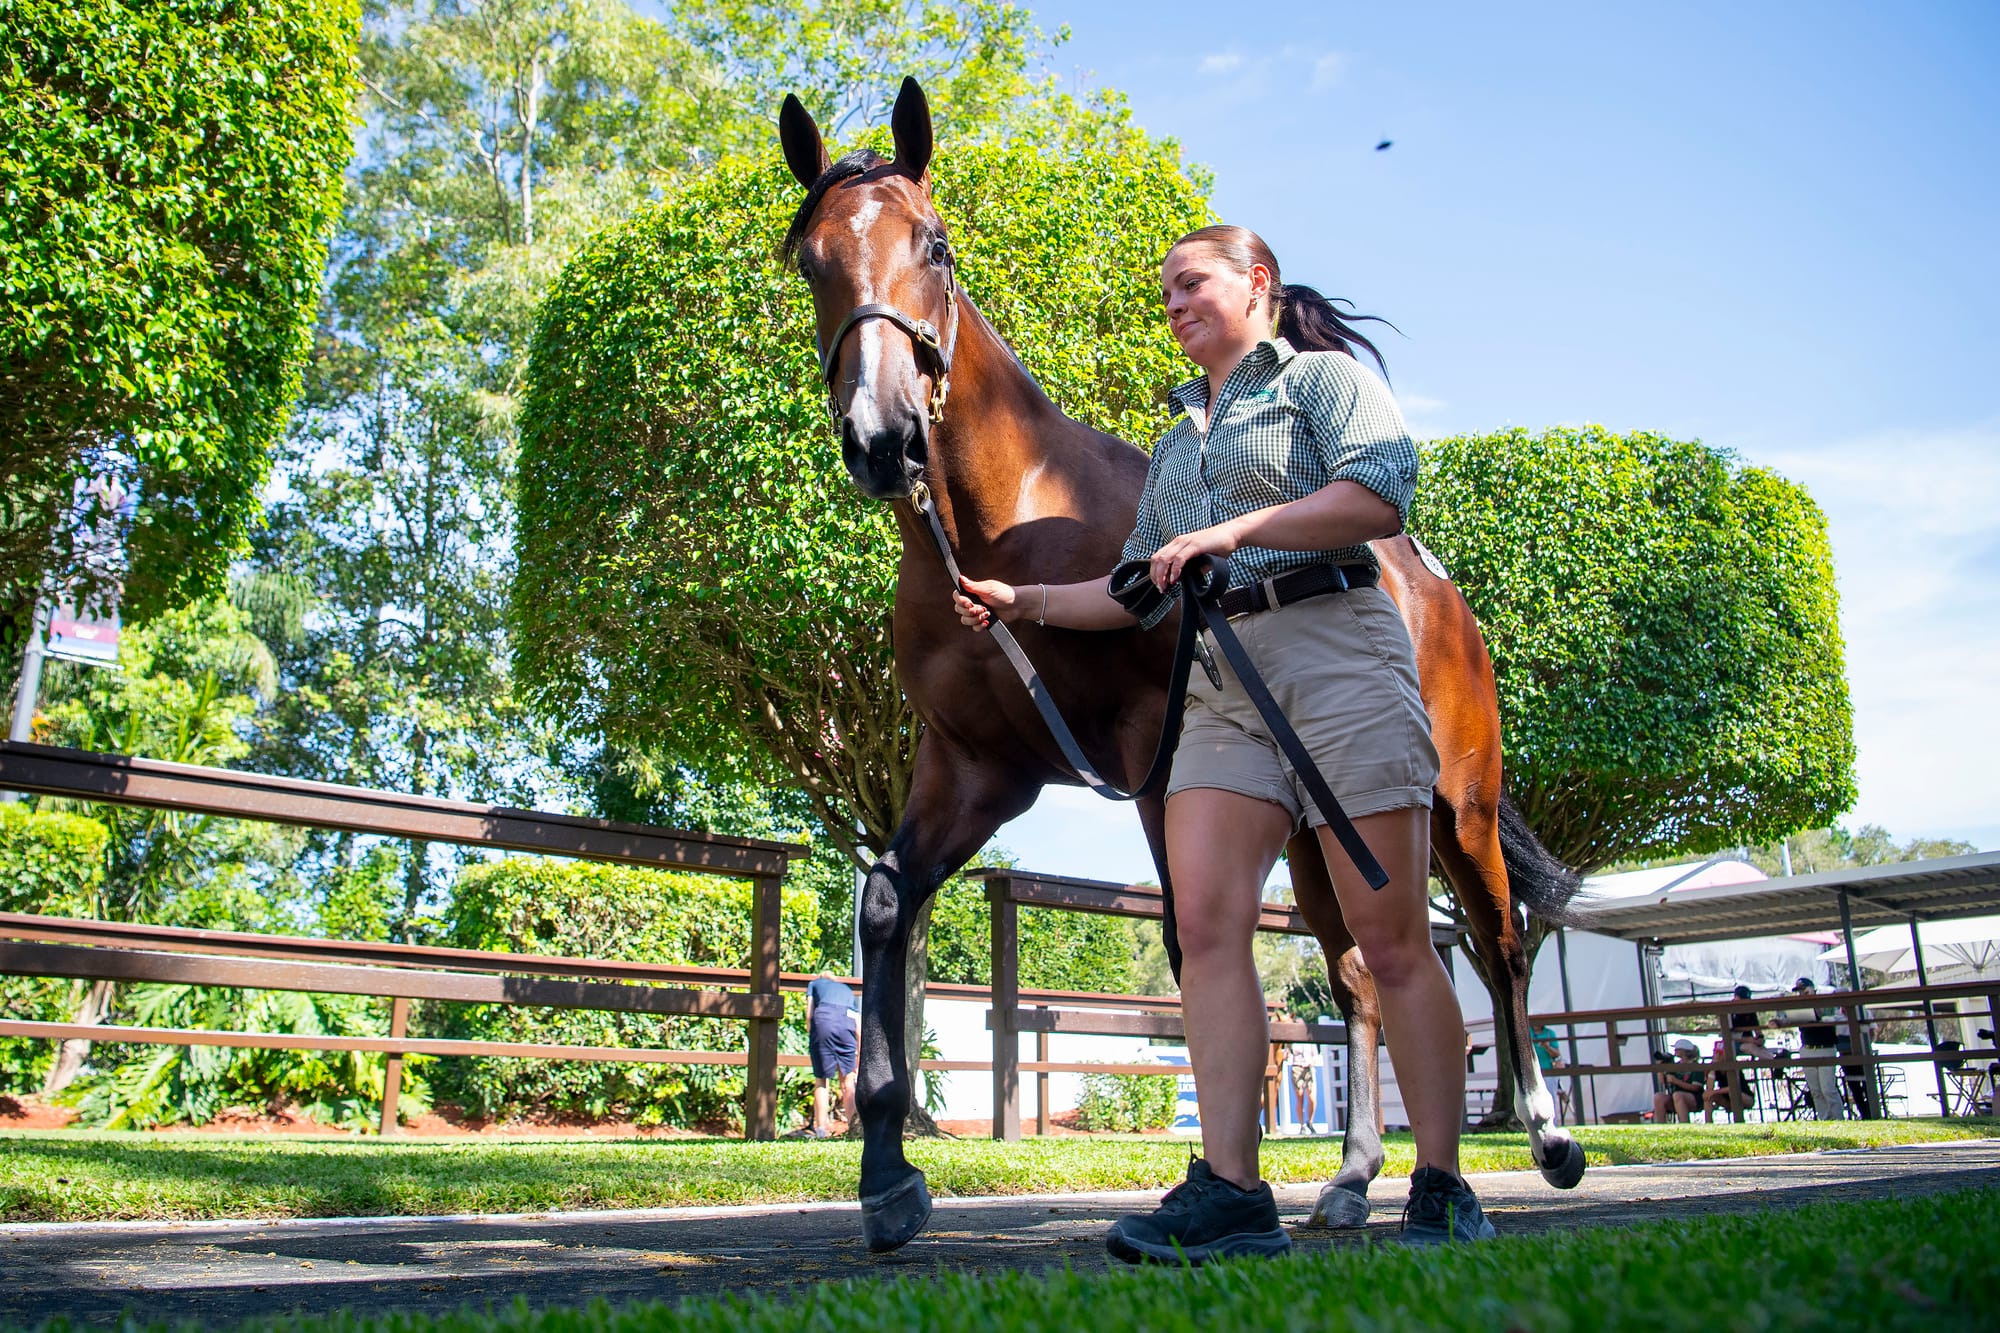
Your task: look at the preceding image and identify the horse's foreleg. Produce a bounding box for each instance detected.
[856,741,1033,1252]
[1287,833,1385,1229]
[1431,801,1585,1190]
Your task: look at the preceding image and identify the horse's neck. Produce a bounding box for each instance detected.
[924,298,1081,552]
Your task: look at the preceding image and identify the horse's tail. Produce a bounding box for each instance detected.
[1497,791,1585,926]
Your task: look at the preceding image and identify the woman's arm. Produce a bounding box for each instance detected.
[1145,479,1402,590]
[952,574,1137,632]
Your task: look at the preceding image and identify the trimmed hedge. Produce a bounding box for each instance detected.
[434,860,823,1128]
[0,0,358,629]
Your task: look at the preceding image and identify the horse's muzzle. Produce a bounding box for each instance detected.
[841,412,927,500]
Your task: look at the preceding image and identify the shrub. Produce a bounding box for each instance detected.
[434,859,822,1128]
[1074,1069,1180,1133]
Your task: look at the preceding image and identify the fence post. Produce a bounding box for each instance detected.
[745,874,783,1141]
[1036,1011,1050,1137]
[378,996,410,1136]
[989,880,1020,1142]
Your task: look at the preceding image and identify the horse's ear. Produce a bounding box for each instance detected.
[779,94,829,190]
[890,76,933,185]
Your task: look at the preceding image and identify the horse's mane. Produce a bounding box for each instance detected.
[781,149,889,263]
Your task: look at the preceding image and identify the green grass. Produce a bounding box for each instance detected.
[2,1118,1992,1223]
[20,1186,2000,1333]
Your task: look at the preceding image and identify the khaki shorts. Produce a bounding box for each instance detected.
[1165,584,1440,827]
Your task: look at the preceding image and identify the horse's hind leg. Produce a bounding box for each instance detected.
[1287,832,1385,1229]
[1431,798,1585,1190]
[856,740,1034,1252]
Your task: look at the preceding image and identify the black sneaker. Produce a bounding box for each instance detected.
[1105,1158,1292,1265]
[1397,1165,1497,1246]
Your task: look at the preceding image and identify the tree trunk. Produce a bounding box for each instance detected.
[901,896,942,1137]
[41,979,114,1095]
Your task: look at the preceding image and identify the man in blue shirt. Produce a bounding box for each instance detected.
[806,970,859,1137]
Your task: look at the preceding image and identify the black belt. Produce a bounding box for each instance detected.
[1215,562,1378,619]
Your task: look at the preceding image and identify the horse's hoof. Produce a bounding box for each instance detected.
[1307,1181,1372,1229]
[860,1170,933,1252]
[1539,1135,1587,1190]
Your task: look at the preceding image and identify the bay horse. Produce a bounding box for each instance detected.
[779,79,1586,1253]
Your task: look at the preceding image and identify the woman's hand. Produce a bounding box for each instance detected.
[952,576,1017,631]
[1149,520,1242,590]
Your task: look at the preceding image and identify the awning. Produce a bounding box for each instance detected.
[1575,851,2000,946]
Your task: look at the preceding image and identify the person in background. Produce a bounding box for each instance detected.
[1285,1013,1321,1135]
[1728,984,1776,1062]
[1653,1039,1706,1123]
[806,969,859,1138]
[1787,977,1845,1120]
[1703,1038,1750,1121]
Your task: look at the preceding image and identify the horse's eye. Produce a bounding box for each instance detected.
[928,238,950,266]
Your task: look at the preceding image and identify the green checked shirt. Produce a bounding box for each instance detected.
[1120,337,1420,630]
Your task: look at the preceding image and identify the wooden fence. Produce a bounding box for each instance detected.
[0,741,806,1137]
[1489,980,2000,1123]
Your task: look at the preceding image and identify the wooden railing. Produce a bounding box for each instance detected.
[0,742,806,1137]
[1486,980,2000,1123]
[971,869,1382,1140]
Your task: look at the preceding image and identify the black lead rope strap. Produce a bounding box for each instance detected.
[915,488,1388,891]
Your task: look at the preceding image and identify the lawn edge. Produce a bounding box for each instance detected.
[5,1136,1994,1234]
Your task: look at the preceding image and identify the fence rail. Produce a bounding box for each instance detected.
[1485,980,2000,1123]
[0,742,805,1137]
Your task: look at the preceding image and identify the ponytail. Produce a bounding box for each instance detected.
[1275,283,1397,379]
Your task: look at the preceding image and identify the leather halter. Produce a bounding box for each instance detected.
[816,252,960,424]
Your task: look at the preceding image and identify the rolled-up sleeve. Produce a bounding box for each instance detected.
[1292,353,1418,526]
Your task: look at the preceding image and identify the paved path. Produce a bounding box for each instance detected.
[5,1140,1997,1328]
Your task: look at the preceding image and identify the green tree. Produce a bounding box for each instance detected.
[1413,426,1856,873]
[513,119,1212,867]
[0,0,357,650]
[1746,824,1974,878]
[31,596,286,1090]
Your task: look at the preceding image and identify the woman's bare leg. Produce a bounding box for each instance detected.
[1315,807,1467,1175]
[1165,787,1295,1189]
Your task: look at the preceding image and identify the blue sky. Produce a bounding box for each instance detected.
[988,0,2000,880]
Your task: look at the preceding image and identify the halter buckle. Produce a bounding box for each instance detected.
[908,479,932,514]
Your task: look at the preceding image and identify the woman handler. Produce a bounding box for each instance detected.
[953,224,1492,1257]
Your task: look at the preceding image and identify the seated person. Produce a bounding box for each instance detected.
[1652,1039,1706,1123]
[1704,1038,1752,1121]
[1728,985,1776,1062]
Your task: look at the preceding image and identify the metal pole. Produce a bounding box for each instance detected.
[1637,942,1663,1095]
[1909,914,1948,1118]
[1838,889,1876,1119]
[1556,928,1586,1123]
[2,597,50,803]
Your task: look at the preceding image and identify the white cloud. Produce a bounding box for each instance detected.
[1198,52,1245,76]
[1309,51,1346,90]
[1751,421,2000,847]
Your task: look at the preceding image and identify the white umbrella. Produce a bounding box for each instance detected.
[1815,915,2000,976]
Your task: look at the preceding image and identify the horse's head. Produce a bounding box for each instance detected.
[780,78,955,502]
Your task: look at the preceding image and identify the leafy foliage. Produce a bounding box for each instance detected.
[434,859,823,1127]
[1414,426,1856,871]
[514,123,1212,861]
[1074,1070,1178,1132]
[0,0,358,635]
[926,884,1139,995]
[0,804,108,1089]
